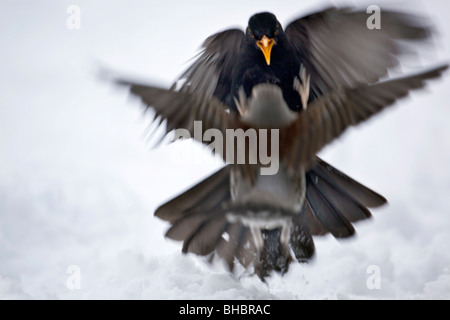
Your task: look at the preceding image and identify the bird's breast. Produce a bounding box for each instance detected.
[230,165,306,215]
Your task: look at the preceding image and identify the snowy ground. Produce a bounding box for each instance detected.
[1,0,450,299]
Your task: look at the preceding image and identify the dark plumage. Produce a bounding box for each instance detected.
[174,8,432,112]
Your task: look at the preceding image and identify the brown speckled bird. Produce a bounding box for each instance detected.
[118,64,447,279]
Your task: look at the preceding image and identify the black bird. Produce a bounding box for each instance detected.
[118,65,447,279]
[174,7,431,112]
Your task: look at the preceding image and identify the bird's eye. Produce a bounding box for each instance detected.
[247,27,255,39]
[274,26,279,36]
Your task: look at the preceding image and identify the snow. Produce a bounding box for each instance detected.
[1,0,450,299]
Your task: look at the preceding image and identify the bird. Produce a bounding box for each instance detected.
[173,7,432,112]
[164,7,434,276]
[110,5,444,279]
[149,6,439,279]
[117,64,448,280]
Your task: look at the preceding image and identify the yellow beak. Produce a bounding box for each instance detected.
[256,35,274,66]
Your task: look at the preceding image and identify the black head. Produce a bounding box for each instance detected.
[246,12,284,65]
[247,12,282,39]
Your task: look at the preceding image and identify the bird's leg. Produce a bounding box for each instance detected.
[280,222,291,250]
[250,226,264,256]
[293,65,310,110]
[280,221,293,261]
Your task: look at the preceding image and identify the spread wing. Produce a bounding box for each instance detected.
[285,7,432,97]
[116,79,261,181]
[171,29,246,108]
[117,79,241,143]
[282,65,448,173]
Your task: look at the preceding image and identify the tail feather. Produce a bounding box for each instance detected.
[154,158,387,279]
[215,223,252,272]
[306,174,356,238]
[301,157,387,238]
[168,190,230,253]
[233,226,253,269]
[297,200,329,235]
[312,157,387,208]
[314,173,372,222]
[183,216,229,255]
[160,166,230,242]
[155,166,231,223]
[166,210,211,241]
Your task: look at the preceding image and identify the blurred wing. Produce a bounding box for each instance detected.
[283,65,448,173]
[172,29,246,108]
[285,7,432,96]
[117,80,261,182]
[117,80,242,148]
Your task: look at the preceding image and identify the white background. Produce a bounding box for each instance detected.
[1,0,449,299]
